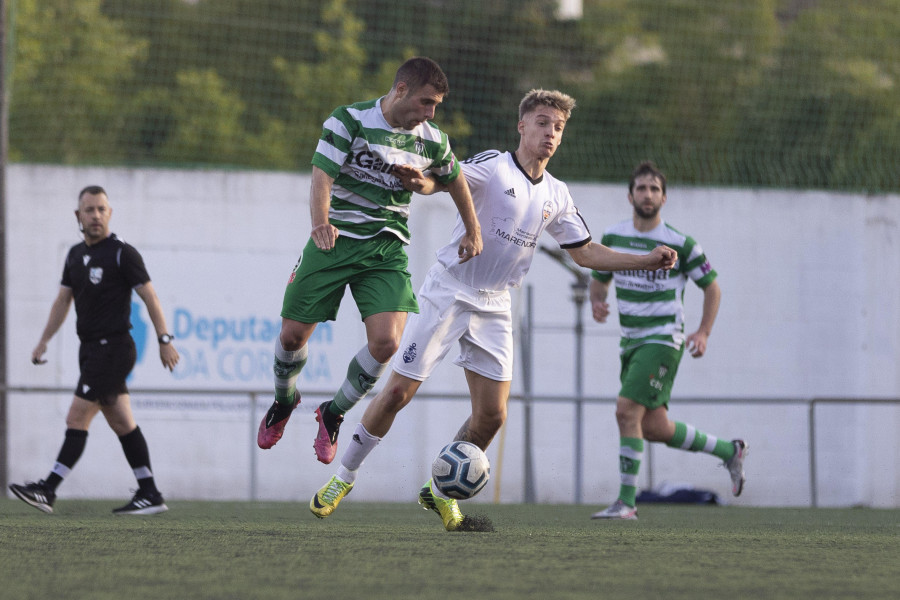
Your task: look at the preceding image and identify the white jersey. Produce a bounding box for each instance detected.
[435,150,591,291]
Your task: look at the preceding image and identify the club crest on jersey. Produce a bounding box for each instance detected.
[89,267,103,285]
[414,136,425,155]
[542,200,553,221]
[402,342,417,364]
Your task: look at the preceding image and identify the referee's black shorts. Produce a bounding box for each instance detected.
[75,334,137,405]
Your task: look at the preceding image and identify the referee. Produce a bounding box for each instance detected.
[9,185,179,515]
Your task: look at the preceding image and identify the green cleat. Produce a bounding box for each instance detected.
[418,479,464,531]
[309,475,353,518]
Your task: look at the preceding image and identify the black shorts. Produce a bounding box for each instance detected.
[75,334,137,405]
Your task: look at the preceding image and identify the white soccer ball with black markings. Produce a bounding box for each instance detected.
[431,441,490,500]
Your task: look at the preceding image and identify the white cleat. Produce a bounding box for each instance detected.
[724,439,748,496]
[591,499,638,520]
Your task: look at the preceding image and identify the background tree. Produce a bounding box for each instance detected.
[8,0,146,163]
[5,0,898,191]
[732,0,900,190]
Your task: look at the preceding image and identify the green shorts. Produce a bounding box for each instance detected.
[281,233,419,323]
[618,343,684,410]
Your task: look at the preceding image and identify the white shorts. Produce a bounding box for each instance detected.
[392,263,513,382]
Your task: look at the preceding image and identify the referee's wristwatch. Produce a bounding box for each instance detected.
[158,333,174,345]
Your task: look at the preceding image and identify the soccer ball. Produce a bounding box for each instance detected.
[431,441,490,500]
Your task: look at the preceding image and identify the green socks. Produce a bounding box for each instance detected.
[329,346,388,414]
[667,421,735,461]
[617,437,644,507]
[273,340,308,405]
[616,423,735,508]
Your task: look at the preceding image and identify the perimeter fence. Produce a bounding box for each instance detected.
[4,385,897,508]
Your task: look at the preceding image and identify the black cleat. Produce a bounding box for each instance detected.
[112,489,168,515]
[9,480,56,514]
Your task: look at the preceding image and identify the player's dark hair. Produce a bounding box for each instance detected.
[78,185,107,200]
[629,161,667,195]
[393,57,449,96]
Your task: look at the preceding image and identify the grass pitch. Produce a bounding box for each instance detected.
[1,499,897,600]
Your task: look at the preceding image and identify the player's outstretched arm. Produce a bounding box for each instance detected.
[400,166,483,263]
[445,171,483,263]
[567,242,677,272]
[394,165,442,195]
[31,286,74,365]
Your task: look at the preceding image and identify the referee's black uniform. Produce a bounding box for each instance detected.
[9,187,174,515]
[63,233,150,403]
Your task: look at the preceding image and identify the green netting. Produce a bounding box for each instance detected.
[5,0,899,192]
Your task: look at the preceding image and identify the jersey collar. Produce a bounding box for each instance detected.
[511,151,544,185]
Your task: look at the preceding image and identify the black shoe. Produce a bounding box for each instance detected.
[9,480,56,514]
[112,489,168,515]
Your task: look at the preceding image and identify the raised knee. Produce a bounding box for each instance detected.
[369,339,400,363]
[280,320,314,350]
[280,330,303,350]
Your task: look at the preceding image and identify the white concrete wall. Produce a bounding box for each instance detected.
[5,164,899,507]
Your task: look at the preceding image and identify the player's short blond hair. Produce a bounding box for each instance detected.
[518,89,576,121]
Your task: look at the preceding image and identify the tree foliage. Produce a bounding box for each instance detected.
[8,0,147,163]
[6,0,899,192]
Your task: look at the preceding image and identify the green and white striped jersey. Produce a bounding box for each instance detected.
[592,220,717,351]
[311,97,461,244]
